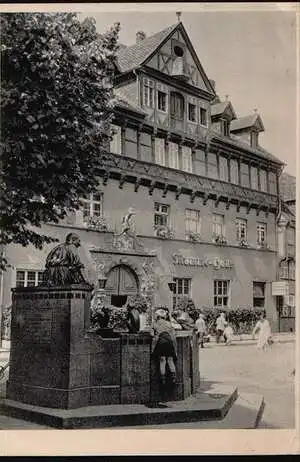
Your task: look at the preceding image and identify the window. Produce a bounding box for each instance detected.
[110,124,122,155]
[195,149,206,176]
[207,153,218,179]
[125,127,137,158]
[185,209,201,236]
[250,166,259,190]
[168,141,179,169]
[221,119,230,136]
[230,159,239,184]
[219,156,228,182]
[82,192,103,222]
[157,90,167,112]
[236,218,247,241]
[200,108,208,126]
[170,92,184,120]
[16,270,44,288]
[143,78,154,108]
[250,131,258,148]
[253,282,265,308]
[260,169,267,192]
[154,202,169,227]
[212,213,224,237]
[279,260,295,280]
[240,163,250,188]
[214,280,230,308]
[268,172,277,195]
[182,145,193,172]
[188,103,197,122]
[173,278,191,308]
[154,138,166,166]
[286,227,295,257]
[257,222,267,245]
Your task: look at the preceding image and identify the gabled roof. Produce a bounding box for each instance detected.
[230,114,264,132]
[211,100,237,120]
[116,23,178,73]
[116,22,215,96]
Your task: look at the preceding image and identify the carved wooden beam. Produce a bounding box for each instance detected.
[226,199,231,210]
[175,186,183,200]
[236,200,241,213]
[162,184,169,198]
[246,203,252,214]
[256,205,262,216]
[102,170,110,186]
[203,193,209,206]
[134,178,142,193]
[190,191,197,203]
[215,195,221,208]
[265,206,270,218]
[119,174,126,189]
[148,180,156,196]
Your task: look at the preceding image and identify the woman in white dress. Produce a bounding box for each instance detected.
[252,312,272,350]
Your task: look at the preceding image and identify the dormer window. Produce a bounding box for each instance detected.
[200,108,208,126]
[188,103,197,122]
[157,90,167,113]
[143,78,154,108]
[221,119,230,136]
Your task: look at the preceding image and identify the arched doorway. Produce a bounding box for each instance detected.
[105,264,139,307]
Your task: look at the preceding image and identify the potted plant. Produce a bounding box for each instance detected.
[186,231,201,242]
[154,224,175,239]
[214,234,227,245]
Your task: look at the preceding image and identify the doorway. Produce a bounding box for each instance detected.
[105,265,138,308]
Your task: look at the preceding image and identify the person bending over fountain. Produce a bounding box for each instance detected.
[151,308,177,386]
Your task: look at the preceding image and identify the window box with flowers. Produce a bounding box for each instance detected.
[239,238,249,248]
[257,242,270,250]
[213,234,227,245]
[85,216,109,232]
[186,231,201,243]
[154,225,175,239]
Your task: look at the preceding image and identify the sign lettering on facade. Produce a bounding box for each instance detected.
[172,253,234,269]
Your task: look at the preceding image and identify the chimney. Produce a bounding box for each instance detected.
[136,31,147,43]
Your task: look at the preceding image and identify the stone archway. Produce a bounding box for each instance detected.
[105,264,139,308]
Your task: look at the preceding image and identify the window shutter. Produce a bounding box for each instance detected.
[155,138,165,166]
[182,146,192,172]
[168,142,179,169]
[110,124,122,155]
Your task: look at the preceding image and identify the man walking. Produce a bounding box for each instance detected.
[215,312,227,343]
[195,313,206,348]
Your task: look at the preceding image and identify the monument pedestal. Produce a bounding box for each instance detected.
[7,285,93,409]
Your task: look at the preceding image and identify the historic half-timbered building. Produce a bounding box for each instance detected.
[1,20,287,332]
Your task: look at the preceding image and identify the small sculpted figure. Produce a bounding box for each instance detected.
[42,233,88,286]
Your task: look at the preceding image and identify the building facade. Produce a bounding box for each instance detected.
[273,173,296,332]
[1,20,286,333]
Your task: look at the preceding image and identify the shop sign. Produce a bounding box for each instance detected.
[172,253,234,269]
[271,281,289,296]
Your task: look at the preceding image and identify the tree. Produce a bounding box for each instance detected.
[0,13,120,270]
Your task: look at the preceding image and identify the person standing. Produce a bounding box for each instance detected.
[215,312,227,343]
[195,313,206,348]
[223,322,234,345]
[252,312,272,351]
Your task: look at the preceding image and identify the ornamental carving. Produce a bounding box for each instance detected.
[99,152,278,211]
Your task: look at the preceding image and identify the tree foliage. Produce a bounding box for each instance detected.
[0,13,120,269]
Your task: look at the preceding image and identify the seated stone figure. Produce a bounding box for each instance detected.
[42,233,88,286]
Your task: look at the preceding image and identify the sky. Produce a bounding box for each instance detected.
[80,5,297,175]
